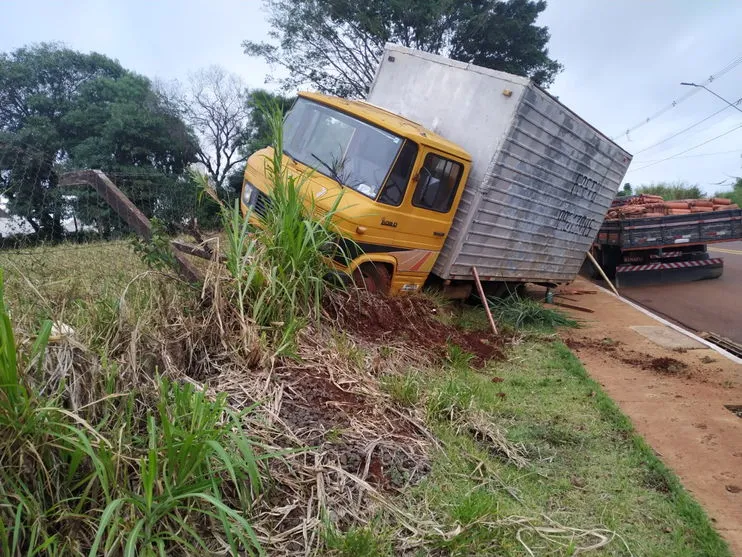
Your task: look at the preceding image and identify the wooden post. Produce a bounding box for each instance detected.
[471,266,498,335]
[59,170,203,282]
[60,170,153,238]
[585,250,620,297]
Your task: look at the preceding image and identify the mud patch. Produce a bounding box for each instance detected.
[619,355,689,375]
[278,368,363,440]
[326,291,505,366]
[564,336,621,353]
[566,336,690,376]
[647,357,688,374]
[274,363,428,490]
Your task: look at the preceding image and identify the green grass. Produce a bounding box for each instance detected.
[0,240,150,332]
[0,227,728,555]
[635,182,705,200]
[388,339,729,556]
[487,293,578,331]
[381,372,421,407]
[323,523,393,556]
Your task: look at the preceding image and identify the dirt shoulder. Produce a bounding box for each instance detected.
[550,278,742,555]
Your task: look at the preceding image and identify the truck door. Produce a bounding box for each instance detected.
[402,149,466,252]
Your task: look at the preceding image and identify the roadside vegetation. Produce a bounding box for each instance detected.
[715,176,742,206]
[1,237,729,555]
[634,182,705,200]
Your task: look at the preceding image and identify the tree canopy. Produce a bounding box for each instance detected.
[634,182,705,200]
[169,67,251,191]
[0,43,198,239]
[715,176,742,206]
[244,0,561,98]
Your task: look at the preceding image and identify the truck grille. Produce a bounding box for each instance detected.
[253,191,272,218]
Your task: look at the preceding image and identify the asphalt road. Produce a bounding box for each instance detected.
[618,241,742,346]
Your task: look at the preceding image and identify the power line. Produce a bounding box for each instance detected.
[632,98,742,157]
[612,54,742,141]
[637,148,742,164]
[627,122,742,172]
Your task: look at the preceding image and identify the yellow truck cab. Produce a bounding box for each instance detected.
[241,91,472,294]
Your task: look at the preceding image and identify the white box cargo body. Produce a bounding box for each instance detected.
[367,45,632,283]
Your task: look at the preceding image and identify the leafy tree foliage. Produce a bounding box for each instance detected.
[715,176,742,206]
[635,182,705,200]
[243,90,296,155]
[449,0,562,86]
[616,183,633,197]
[0,43,198,239]
[244,0,561,98]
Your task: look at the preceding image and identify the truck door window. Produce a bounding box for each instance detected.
[378,141,418,206]
[412,154,463,213]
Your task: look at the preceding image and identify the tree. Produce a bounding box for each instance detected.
[635,182,704,200]
[244,0,561,98]
[616,183,633,197]
[243,90,295,155]
[715,177,742,206]
[172,67,250,191]
[0,43,198,239]
[449,1,562,86]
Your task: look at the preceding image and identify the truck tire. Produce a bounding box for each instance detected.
[353,263,391,295]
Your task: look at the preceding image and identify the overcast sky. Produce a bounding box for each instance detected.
[3,0,742,194]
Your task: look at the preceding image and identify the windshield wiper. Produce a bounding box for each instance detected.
[311,153,344,186]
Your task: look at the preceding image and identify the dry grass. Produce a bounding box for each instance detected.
[4,248,445,554]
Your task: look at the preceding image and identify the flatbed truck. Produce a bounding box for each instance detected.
[590,208,742,286]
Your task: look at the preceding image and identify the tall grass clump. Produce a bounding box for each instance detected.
[199,100,350,352]
[0,268,269,555]
[89,379,264,556]
[487,292,578,331]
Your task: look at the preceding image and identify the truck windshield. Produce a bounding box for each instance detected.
[283,98,404,199]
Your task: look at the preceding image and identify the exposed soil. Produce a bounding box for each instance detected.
[275,362,429,490]
[553,279,742,554]
[566,337,692,377]
[647,357,688,374]
[279,370,362,436]
[326,291,504,366]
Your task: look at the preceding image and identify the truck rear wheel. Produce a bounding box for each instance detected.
[353,263,391,295]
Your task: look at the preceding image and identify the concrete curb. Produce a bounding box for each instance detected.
[591,282,742,366]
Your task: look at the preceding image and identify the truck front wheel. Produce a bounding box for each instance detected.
[352,263,391,295]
